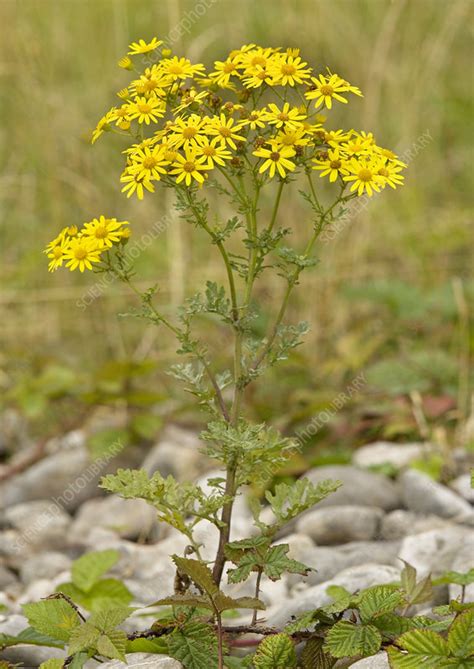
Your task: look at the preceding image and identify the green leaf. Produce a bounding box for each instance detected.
[300,637,336,669]
[323,585,353,614]
[71,549,119,593]
[265,478,341,525]
[213,593,265,613]
[57,578,133,612]
[23,599,82,642]
[263,544,312,581]
[68,623,100,654]
[152,594,213,610]
[388,629,452,668]
[400,561,433,606]
[88,606,133,632]
[173,556,218,598]
[253,633,297,669]
[324,621,382,658]
[96,630,127,661]
[434,571,474,587]
[0,626,64,650]
[167,622,219,669]
[448,611,474,658]
[127,637,169,653]
[39,661,64,669]
[359,586,404,623]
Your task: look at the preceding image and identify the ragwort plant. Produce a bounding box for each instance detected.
[32,38,468,669]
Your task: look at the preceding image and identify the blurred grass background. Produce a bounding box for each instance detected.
[0,0,473,461]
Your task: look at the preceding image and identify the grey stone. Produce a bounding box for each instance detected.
[20,551,72,585]
[0,446,102,511]
[380,510,452,540]
[305,466,400,510]
[296,505,384,544]
[399,469,472,518]
[268,563,401,628]
[98,654,182,668]
[353,442,432,469]
[450,473,474,503]
[349,653,389,668]
[1,500,71,557]
[143,425,211,481]
[399,526,474,577]
[0,563,17,588]
[287,540,400,587]
[69,495,158,541]
[449,533,474,603]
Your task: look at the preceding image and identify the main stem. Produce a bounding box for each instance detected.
[213,180,260,586]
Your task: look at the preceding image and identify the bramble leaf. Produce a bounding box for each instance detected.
[173,556,218,598]
[23,599,82,642]
[434,571,474,587]
[387,629,453,668]
[359,585,404,623]
[253,633,297,668]
[448,610,474,658]
[71,549,119,593]
[300,637,336,669]
[0,626,64,650]
[167,622,219,669]
[324,620,382,658]
[96,629,127,661]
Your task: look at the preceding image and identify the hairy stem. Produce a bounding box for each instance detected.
[251,568,263,625]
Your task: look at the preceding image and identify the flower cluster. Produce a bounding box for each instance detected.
[46,39,406,273]
[90,39,405,199]
[44,216,129,272]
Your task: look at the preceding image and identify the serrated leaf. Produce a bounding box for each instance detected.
[71,549,119,593]
[167,622,219,669]
[68,622,100,654]
[300,637,336,669]
[0,626,64,649]
[448,611,474,658]
[265,478,340,525]
[253,633,297,668]
[324,621,382,658]
[173,556,218,598]
[323,585,353,614]
[435,571,474,587]
[214,593,265,613]
[152,594,212,610]
[399,560,433,606]
[57,578,133,612]
[359,586,404,623]
[127,637,169,653]
[388,629,453,668]
[88,606,133,632]
[263,544,312,581]
[23,599,81,642]
[96,629,127,661]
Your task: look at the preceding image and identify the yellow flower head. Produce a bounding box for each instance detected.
[343,157,385,197]
[127,96,165,125]
[63,237,103,272]
[128,37,162,56]
[169,148,210,186]
[253,145,296,179]
[263,102,307,130]
[81,216,129,249]
[312,147,349,183]
[306,73,363,110]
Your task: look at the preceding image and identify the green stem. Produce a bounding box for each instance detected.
[251,191,344,373]
[267,180,285,237]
